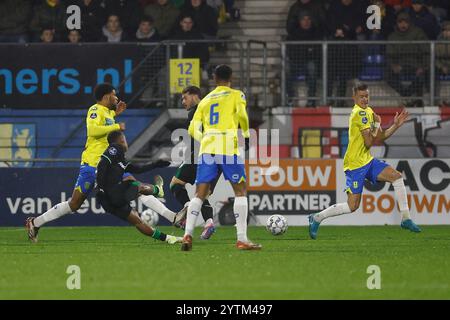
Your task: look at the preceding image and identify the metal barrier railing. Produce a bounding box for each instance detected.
[281,40,450,107]
[246,40,268,109]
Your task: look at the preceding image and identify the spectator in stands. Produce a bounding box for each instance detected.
[75,0,106,42]
[144,0,180,39]
[170,14,210,72]
[133,16,161,42]
[0,0,32,43]
[286,11,324,107]
[436,21,450,76]
[364,0,397,40]
[406,0,441,39]
[103,0,142,36]
[30,0,66,42]
[40,27,55,43]
[101,14,131,42]
[67,29,82,43]
[387,12,428,99]
[325,0,366,107]
[287,0,327,35]
[326,0,368,40]
[180,0,219,38]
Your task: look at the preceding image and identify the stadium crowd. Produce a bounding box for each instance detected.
[0,0,237,44]
[285,0,450,107]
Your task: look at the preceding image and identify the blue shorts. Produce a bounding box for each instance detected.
[74,164,134,195]
[345,158,389,194]
[74,164,96,194]
[196,154,246,184]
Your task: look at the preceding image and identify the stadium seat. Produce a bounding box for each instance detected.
[439,74,450,81]
[359,55,384,81]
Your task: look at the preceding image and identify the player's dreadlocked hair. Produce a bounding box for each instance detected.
[353,83,369,95]
[107,130,124,144]
[182,86,202,98]
[94,83,115,101]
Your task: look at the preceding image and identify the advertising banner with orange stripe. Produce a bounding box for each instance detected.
[246,159,336,216]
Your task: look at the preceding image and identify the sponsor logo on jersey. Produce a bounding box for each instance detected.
[109,147,117,155]
[359,110,366,116]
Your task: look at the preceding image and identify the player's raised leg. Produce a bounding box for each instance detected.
[309,193,357,240]
[309,161,368,239]
[377,166,421,232]
[26,174,91,243]
[125,174,185,225]
[127,209,182,244]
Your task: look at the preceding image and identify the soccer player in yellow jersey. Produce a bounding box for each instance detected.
[25,84,126,241]
[308,83,421,239]
[181,65,262,251]
[26,84,186,242]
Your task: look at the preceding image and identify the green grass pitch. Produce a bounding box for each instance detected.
[1,225,449,299]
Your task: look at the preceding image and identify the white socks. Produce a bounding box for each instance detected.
[234,196,248,242]
[313,178,411,223]
[314,202,351,223]
[184,197,203,236]
[140,195,176,222]
[392,178,411,220]
[33,201,72,228]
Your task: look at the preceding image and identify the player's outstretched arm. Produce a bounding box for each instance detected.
[378,109,409,141]
[86,109,122,137]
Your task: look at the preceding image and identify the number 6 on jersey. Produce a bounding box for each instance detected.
[210,103,219,125]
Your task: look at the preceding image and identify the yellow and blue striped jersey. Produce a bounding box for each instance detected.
[188,86,249,156]
[81,104,120,167]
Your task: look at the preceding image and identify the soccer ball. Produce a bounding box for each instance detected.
[266,214,288,236]
[141,209,159,227]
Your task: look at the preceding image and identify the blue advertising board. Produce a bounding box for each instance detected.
[0,43,141,109]
[0,167,180,227]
